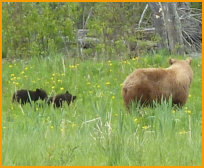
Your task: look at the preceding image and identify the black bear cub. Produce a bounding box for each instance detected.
[47,91,76,108]
[12,89,48,105]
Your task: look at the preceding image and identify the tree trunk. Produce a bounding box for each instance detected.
[148,2,185,55]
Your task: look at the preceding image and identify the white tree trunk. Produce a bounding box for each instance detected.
[148,2,185,55]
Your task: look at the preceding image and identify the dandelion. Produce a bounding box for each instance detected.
[45,81,50,85]
[13,82,19,86]
[132,57,138,61]
[114,113,118,117]
[61,73,65,76]
[197,64,200,67]
[24,67,28,70]
[87,82,91,85]
[69,65,76,69]
[109,63,112,66]
[3,126,6,129]
[9,65,13,68]
[172,110,176,114]
[185,110,191,115]
[21,71,25,74]
[57,79,62,83]
[60,87,64,91]
[142,125,150,130]
[24,75,28,78]
[134,118,138,123]
[179,130,187,135]
[106,82,110,85]
[72,123,76,127]
[36,107,39,111]
[10,77,16,81]
[50,126,54,129]
[112,96,115,99]
[52,73,55,76]
[120,83,123,87]
[11,74,15,77]
[51,86,55,89]
[188,94,192,98]
[97,85,100,88]
[108,60,112,63]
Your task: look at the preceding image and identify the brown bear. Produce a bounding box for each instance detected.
[122,58,193,108]
[47,91,76,108]
[12,89,48,105]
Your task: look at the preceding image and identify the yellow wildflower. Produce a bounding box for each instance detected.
[50,126,54,129]
[112,96,115,99]
[87,82,91,85]
[134,118,138,123]
[11,74,15,77]
[114,113,118,117]
[185,110,191,115]
[60,87,64,91]
[142,125,150,130]
[188,94,192,98]
[106,82,110,85]
[179,130,187,135]
[72,123,76,127]
[21,71,25,74]
[9,65,13,68]
[51,86,55,89]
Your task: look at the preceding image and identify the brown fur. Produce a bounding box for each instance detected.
[122,58,193,108]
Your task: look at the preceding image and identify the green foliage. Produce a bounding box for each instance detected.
[2,55,202,166]
[2,2,79,58]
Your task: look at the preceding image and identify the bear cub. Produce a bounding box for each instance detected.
[47,91,76,108]
[12,89,48,105]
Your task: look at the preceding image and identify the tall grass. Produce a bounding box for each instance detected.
[2,54,202,166]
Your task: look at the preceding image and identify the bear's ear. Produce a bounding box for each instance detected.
[186,57,192,65]
[169,58,176,65]
[65,91,69,94]
[36,88,40,92]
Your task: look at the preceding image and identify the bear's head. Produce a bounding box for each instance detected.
[36,88,48,100]
[64,91,77,104]
[169,57,192,65]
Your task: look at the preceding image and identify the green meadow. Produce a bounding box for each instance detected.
[2,55,202,166]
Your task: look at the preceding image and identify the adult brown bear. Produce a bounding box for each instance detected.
[122,58,193,108]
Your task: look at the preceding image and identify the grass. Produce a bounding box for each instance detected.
[2,54,202,166]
